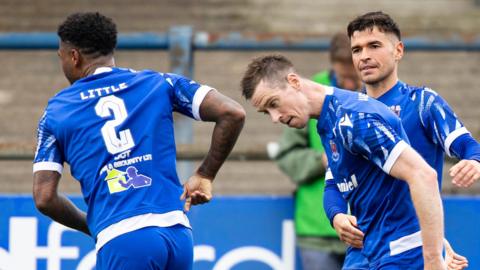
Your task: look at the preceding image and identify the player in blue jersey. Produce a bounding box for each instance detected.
[241,54,446,269]
[32,12,245,270]
[324,11,480,270]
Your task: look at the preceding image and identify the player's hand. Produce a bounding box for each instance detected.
[444,239,469,270]
[180,173,213,212]
[450,159,480,188]
[332,213,364,248]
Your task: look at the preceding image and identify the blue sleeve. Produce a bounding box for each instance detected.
[418,89,471,157]
[450,133,480,162]
[340,113,408,174]
[164,73,213,120]
[323,168,348,226]
[33,111,64,173]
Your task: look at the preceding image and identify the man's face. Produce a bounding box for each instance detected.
[332,61,361,91]
[57,41,79,84]
[350,27,403,85]
[251,76,310,129]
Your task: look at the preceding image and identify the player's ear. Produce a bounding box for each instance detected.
[286,73,301,90]
[70,48,82,67]
[394,41,404,62]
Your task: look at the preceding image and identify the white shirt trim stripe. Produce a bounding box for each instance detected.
[382,140,408,174]
[95,211,191,253]
[389,231,422,256]
[192,86,214,121]
[444,127,469,157]
[33,162,63,174]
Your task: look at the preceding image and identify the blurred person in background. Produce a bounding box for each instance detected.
[324,11,480,270]
[272,33,361,270]
[32,12,245,270]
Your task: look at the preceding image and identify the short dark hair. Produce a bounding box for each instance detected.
[347,11,401,40]
[241,54,294,100]
[57,12,117,56]
[329,32,353,64]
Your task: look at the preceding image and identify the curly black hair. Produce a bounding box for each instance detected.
[347,11,401,41]
[57,12,117,56]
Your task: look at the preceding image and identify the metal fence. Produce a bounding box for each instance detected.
[1,27,479,163]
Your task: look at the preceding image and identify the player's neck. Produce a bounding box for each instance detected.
[365,73,399,99]
[307,80,329,119]
[82,57,116,78]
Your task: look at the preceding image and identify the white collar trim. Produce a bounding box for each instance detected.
[93,67,113,75]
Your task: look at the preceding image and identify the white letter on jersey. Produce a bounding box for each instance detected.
[95,95,135,154]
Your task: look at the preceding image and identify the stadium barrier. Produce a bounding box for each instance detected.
[0,28,478,164]
[0,195,479,270]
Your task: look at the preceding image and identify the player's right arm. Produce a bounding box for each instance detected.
[33,171,90,235]
[32,112,90,236]
[324,168,364,248]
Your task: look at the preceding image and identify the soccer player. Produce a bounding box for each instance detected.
[273,32,360,270]
[241,54,446,269]
[324,11,480,270]
[32,12,245,270]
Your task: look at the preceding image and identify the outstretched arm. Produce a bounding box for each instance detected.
[33,171,90,235]
[389,146,445,270]
[182,90,245,211]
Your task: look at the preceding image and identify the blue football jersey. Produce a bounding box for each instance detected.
[318,87,419,263]
[377,81,479,185]
[329,81,480,268]
[33,67,213,240]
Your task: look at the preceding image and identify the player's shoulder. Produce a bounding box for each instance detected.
[404,83,440,102]
[334,88,396,120]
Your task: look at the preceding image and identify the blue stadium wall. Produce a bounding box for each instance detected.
[0,195,478,270]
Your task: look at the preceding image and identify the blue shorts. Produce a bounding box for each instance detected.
[96,225,193,270]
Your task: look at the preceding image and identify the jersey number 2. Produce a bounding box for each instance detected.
[95,95,135,154]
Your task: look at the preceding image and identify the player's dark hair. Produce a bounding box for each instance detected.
[57,12,117,56]
[347,11,401,40]
[330,32,353,64]
[241,54,295,100]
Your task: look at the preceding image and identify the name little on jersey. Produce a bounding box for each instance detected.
[80,82,128,100]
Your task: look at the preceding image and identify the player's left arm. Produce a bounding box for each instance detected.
[420,90,480,187]
[182,90,245,211]
[33,171,90,235]
[349,114,444,269]
[389,146,445,269]
[167,75,246,210]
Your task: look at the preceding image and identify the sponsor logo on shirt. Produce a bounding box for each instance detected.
[104,166,152,194]
[336,174,358,192]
